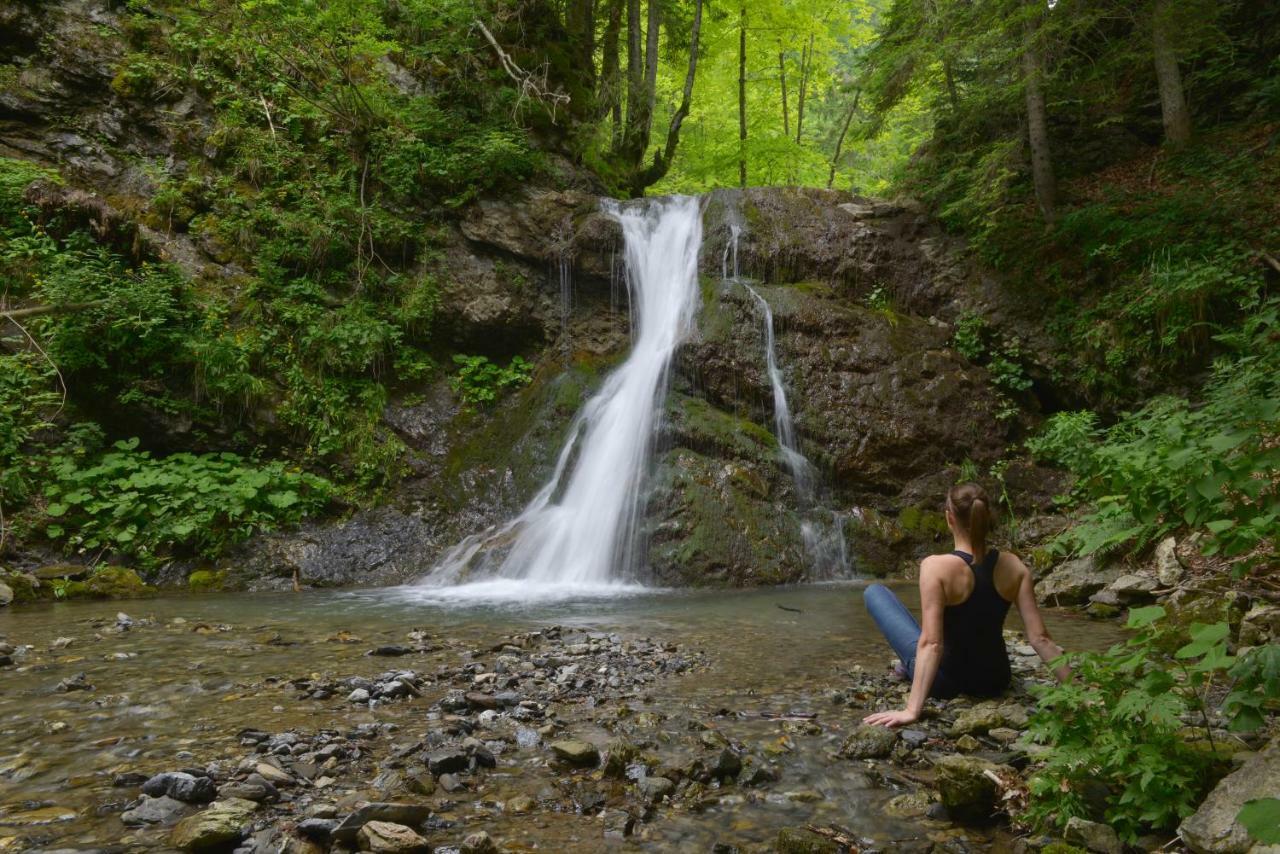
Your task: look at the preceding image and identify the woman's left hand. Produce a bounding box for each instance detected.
[862,708,917,727]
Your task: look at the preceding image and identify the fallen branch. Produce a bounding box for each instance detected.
[474,20,570,123]
[1,300,108,320]
[1261,252,1280,275]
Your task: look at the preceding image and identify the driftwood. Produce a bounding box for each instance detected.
[1,300,108,320]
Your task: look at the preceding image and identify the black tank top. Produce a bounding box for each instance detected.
[934,548,1013,699]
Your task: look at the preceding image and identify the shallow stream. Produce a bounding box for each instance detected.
[0,583,1118,852]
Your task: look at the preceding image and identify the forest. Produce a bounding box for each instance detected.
[0,0,1278,850]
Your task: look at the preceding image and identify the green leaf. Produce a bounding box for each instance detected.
[46,503,68,517]
[1175,622,1230,659]
[1205,519,1236,533]
[46,524,64,538]
[267,491,299,508]
[1237,799,1280,844]
[1126,605,1166,629]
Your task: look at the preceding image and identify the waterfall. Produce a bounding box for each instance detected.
[420,196,704,595]
[733,241,851,579]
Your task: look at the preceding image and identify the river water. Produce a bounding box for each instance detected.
[0,583,1117,851]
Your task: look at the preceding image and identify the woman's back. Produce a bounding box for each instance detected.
[936,548,1013,698]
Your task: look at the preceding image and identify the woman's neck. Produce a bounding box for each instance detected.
[952,535,976,554]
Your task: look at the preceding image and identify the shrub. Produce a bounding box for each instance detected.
[451,354,534,406]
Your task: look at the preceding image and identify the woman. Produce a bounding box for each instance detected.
[862,482,1070,727]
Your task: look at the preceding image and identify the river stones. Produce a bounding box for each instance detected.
[839,725,899,759]
[711,747,743,780]
[637,775,675,802]
[933,755,1015,824]
[357,820,431,853]
[1065,816,1123,854]
[332,803,432,845]
[0,580,12,606]
[121,794,190,826]
[169,797,257,851]
[946,702,1028,737]
[142,771,217,804]
[427,748,470,776]
[461,830,499,853]
[776,826,844,853]
[549,739,599,766]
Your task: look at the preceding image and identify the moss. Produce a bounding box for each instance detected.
[0,571,41,603]
[667,393,776,462]
[80,567,156,599]
[1041,845,1089,854]
[187,569,229,592]
[898,505,949,537]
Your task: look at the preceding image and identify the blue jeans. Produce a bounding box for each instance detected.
[864,583,922,676]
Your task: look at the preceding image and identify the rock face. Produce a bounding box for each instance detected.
[1179,737,1280,853]
[1037,556,1123,606]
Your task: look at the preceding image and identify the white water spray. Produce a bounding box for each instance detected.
[421,196,704,595]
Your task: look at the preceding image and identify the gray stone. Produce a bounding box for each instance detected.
[143,771,217,804]
[0,580,12,606]
[549,739,600,766]
[947,703,1028,737]
[461,830,498,854]
[637,776,675,802]
[427,749,470,776]
[840,725,898,759]
[169,797,258,850]
[358,820,431,853]
[1155,537,1183,587]
[1038,557,1123,606]
[1239,605,1280,648]
[295,817,338,840]
[1065,816,1122,854]
[121,795,189,826]
[934,754,1015,824]
[1106,572,1158,602]
[711,747,742,779]
[332,803,432,844]
[1179,736,1280,853]
[901,729,929,748]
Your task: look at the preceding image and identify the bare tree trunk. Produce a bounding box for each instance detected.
[566,0,596,92]
[943,58,959,111]
[738,5,748,188]
[1151,0,1191,145]
[601,0,623,141]
[1,301,108,320]
[1021,4,1056,223]
[630,0,704,194]
[827,90,860,189]
[621,0,642,157]
[795,32,813,144]
[640,0,660,147]
[778,48,790,139]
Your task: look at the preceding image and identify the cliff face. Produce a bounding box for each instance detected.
[1,1,1059,590]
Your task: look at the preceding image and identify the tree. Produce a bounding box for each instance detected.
[1150,0,1192,145]
[1021,0,1057,223]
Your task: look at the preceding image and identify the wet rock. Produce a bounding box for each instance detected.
[0,580,12,606]
[1154,537,1183,587]
[637,776,675,802]
[253,763,294,787]
[170,797,258,851]
[505,794,535,814]
[1179,735,1280,853]
[143,771,217,804]
[1037,557,1122,606]
[883,791,935,820]
[840,725,898,759]
[438,773,466,793]
[219,777,279,804]
[357,820,431,853]
[1065,816,1122,854]
[427,749,470,776]
[934,755,1013,824]
[55,672,93,692]
[370,645,412,657]
[549,739,600,766]
[461,830,498,854]
[901,729,929,748]
[775,826,843,853]
[602,809,635,839]
[121,794,190,826]
[349,688,371,703]
[947,703,1028,737]
[296,817,339,841]
[332,803,431,845]
[602,739,642,778]
[743,764,780,786]
[711,747,743,780]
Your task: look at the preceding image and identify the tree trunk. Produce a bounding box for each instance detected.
[601,0,623,140]
[943,57,959,111]
[827,90,860,189]
[778,48,790,139]
[795,33,813,144]
[641,0,660,146]
[1021,4,1056,223]
[629,0,704,195]
[738,5,748,188]
[566,0,596,92]
[621,0,642,158]
[1151,0,1191,145]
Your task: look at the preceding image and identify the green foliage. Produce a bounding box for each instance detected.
[1024,606,1276,841]
[42,438,333,568]
[0,353,61,513]
[1027,299,1280,566]
[950,311,1033,421]
[1237,798,1280,845]
[451,355,534,407]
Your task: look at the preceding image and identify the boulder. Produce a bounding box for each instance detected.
[933,755,1015,824]
[142,771,217,804]
[637,776,675,802]
[840,725,899,759]
[357,820,431,854]
[0,580,12,606]
[1065,816,1122,854]
[1037,557,1122,606]
[121,795,190,826]
[1239,605,1280,648]
[169,798,258,851]
[1104,572,1158,603]
[948,703,1029,737]
[1179,737,1280,853]
[333,804,432,845]
[1154,537,1183,587]
[549,740,600,766]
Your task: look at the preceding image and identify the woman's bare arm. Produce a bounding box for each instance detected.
[1013,558,1070,683]
[865,559,947,727]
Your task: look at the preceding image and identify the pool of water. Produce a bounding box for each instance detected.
[0,581,1118,851]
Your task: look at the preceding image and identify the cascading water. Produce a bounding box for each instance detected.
[726,227,851,579]
[420,196,704,597]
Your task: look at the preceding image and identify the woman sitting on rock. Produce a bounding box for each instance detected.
[861,482,1070,727]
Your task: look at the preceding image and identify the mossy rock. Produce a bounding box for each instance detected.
[80,567,156,599]
[187,569,229,592]
[775,826,843,854]
[0,571,42,604]
[898,506,949,537]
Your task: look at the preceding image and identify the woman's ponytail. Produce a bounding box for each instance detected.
[948,482,992,556]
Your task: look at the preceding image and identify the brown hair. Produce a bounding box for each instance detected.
[947,482,991,556]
